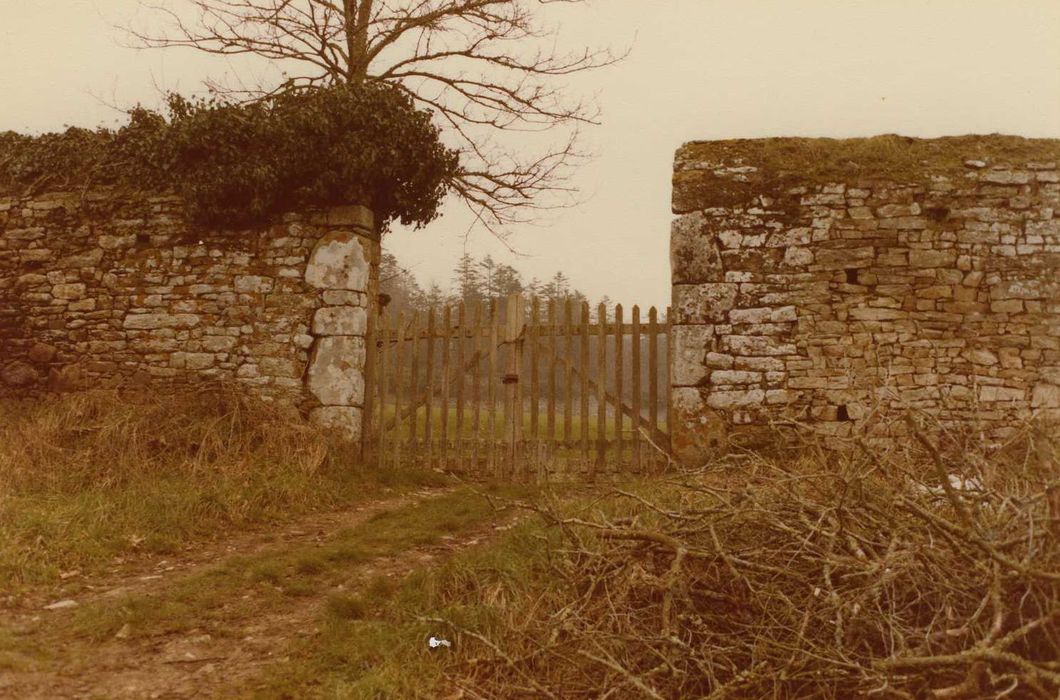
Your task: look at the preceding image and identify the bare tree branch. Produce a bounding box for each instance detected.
[127,0,625,232]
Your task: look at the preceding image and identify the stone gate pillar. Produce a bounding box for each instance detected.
[303,205,379,441]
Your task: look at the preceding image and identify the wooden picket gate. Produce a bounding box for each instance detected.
[363,293,671,480]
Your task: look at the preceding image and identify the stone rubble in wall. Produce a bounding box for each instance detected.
[670,157,1060,462]
[0,191,376,443]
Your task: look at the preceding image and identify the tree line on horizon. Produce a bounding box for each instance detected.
[376,251,670,412]
[380,252,637,321]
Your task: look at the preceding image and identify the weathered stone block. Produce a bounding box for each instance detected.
[1,361,39,387]
[52,283,86,300]
[814,246,874,269]
[184,353,215,370]
[670,387,727,465]
[979,386,1025,402]
[876,203,920,217]
[721,335,797,356]
[260,357,302,378]
[321,205,374,231]
[990,280,1042,300]
[322,290,367,306]
[671,213,723,283]
[309,406,363,442]
[98,234,136,250]
[849,307,907,321]
[783,247,814,266]
[710,370,762,385]
[909,250,956,267]
[916,285,953,299]
[202,336,238,352]
[673,283,737,324]
[307,336,366,406]
[1032,383,1060,408]
[729,306,797,324]
[961,348,999,366]
[5,227,46,240]
[672,325,712,386]
[981,170,1031,184]
[705,352,735,369]
[305,231,371,291]
[27,343,58,364]
[706,388,765,409]
[234,275,273,294]
[312,305,367,337]
[122,313,201,330]
[765,228,812,248]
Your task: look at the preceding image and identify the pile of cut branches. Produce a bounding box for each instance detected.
[446,420,1059,699]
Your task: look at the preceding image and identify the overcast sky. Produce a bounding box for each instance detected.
[2,1,1059,310]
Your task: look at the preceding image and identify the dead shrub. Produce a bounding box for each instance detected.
[442,418,1059,699]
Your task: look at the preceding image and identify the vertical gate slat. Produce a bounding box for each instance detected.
[392,311,406,469]
[455,303,466,472]
[563,299,574,450]
[614,303,623,472]
[547,298,557,462]
[472,303,483,473]
[502,292,523,479]
[648,306,659,471]
[529,297,540,477]
[514,295,525,478]
[595,302,607,479]
[440,306,451,471]
[631,305,642,472]
[665,305,672,457]
[580,302,590,472]
[488,298,499,476]
[503,294,516,478]
[377,310,389,469]
[362,305,376,465]
[424,309,436,470]
[408,311,421,465]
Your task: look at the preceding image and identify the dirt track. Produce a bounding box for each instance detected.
[0,487,503,699]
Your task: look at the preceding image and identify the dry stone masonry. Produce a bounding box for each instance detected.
[670,136,1060,465]
[0,190,378,440]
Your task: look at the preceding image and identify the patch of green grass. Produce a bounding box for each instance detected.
[244,478,677,698]
[62,487,527,643]
[0,626,49,672]
[377,402,672,475]
[248,517,558,698]
[325,593,369,621]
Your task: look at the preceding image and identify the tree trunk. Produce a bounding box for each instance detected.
[344,0,373,82]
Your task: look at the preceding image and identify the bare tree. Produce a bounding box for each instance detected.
[127,0,623,232]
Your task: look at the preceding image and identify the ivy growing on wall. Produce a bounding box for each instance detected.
[0,84,459,230]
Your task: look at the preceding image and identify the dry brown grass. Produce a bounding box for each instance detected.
[0,385,445,587]
[431,417,1059,699]
[0,386,330,492]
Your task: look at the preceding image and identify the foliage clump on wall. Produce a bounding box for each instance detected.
[0,84,459,229]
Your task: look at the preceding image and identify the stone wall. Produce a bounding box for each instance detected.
[670,137,1060,464]
[0,189,378,440]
